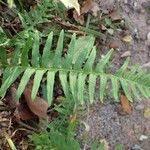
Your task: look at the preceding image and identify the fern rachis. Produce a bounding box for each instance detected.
[0,30,150,105]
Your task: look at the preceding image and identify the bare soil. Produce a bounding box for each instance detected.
[77,0,150,149]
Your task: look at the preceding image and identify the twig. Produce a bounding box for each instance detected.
[18,121,40,133]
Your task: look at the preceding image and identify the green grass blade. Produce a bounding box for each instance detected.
[77,73,87,105]
[120,80,132,102]
[74,48,90,70]
[95,49,113,73]
[69,72,77,100]
[0,67,23,98]
[11,45,21,65]
[42,32,53,67]
[2,67,13,84]
[0,47,8,65]
[21,36,32,66]
[53,30,64,68]
[31,30,40,67]
[16,68,35,100]
[111,77,119,101]
[125,65,139,79]
[73,36,95,64]
[130,83,141,101]
[59,71,69,98]
[99,75,108,102]
[89,74,97,103]
[47,71,55,105]
[84,47,96,72]
[31,70,46,100]
[116,58,130,77]
[137,85,149,99]
[63,34,76,68]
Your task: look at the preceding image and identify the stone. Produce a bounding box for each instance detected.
[130,145,143,150]
[139,135,148,141]
[135,104,144,111]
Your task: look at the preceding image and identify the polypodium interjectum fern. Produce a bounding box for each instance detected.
[0,30,150,105]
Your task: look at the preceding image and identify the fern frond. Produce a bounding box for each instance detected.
[0,30,150,105]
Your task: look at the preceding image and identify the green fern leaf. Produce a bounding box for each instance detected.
[100,75,108,102]
[16,68,35,100]
[0,67,24,98]
[77,73,87,105]
[0,30,150,105]
[111,77,119,101]
[32,30,40,67]
[89,74,97,103]
[47,71,55,105]
[32,70,46,100]
[42,32,53,67]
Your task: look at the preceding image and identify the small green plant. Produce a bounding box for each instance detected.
[0,30,150,105]
[18,0,66,29]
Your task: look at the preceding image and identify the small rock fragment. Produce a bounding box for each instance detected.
[121,51,131,58]
[139,135,148,141]
[135,104,144,111]
[130,145,143,150]
[147,32,150,42]
[140,62,150,69]
[146,19,150,25]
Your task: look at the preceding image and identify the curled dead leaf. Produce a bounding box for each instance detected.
[110,10,122,21]
[15,100,37,121]
[59,0,80,15]
[81,0,100,16]
[73,0,99,24]
[23,88,49,119]
[109,41,119,49]
[120,95,132,114]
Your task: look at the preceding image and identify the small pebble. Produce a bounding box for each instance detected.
[147,32,150,41]
[141,2,149,9]
[135,104,144,111]
[130,145,143,150]
[146,19,150,25]
[139,135,148,141]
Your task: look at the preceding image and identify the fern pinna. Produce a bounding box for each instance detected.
[0,30,150,105]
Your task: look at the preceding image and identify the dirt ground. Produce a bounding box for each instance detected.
[77,0,150,149]
[0,0,150,150]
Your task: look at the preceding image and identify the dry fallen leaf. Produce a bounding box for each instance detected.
[110,10,122,21]
[73,0,99,24]
[109,41,119,49]
[59,0,80,15]
[23,87,49,119]
[15,99,37,121]
[120,95,131,114]
[144,108,150,118]
[81,0,99,16]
